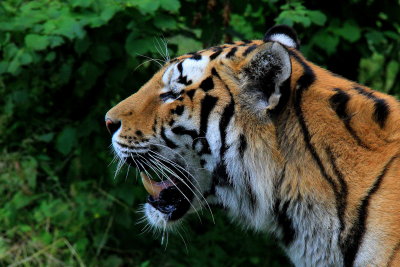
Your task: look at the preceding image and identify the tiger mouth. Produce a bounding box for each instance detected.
[125,156,194,221]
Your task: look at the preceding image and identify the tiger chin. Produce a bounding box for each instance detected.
[105,25,400,266]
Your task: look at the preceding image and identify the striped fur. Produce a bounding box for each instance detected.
[106,26,400,266]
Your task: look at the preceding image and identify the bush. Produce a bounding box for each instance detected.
[1,0,399,265]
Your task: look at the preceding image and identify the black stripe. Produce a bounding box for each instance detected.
[211,67,220,79]
[199,77,214,92]
[152,118,157,132]
[329,88,369,149]
[199,95,218,135]
[200,159,206,167]
[242,44,257,56]
[291,51,336,197]
[343,156,397,267]
[226,47,237,58]
[160,126,178,148]
[291,51,350,250]
[171,126,198,139]
[219,98,235,158]
[211,46,223,52]
[353,86,390,128]
[186,89,196,100]
[326,148,348,236]
[387,241,400,267]
[274,200,295,246]
[239,134,247,158]
[194,95,218,155]
[244,174,257,211]
[170,105,184,115]
[210,49,222,60]
[212,162,232,187]
[288,51,315,89]
[177,61,192,86]
[190,53,202,60]
[374,99,390,128]
[116,141,133,149]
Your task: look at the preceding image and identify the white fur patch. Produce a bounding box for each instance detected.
[269,33,297,48]
[181,57,209,83]
[162,57,210,93]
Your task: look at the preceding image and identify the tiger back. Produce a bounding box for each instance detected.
[105,25,400,266]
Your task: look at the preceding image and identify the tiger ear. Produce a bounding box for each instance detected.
[241,41,291,116]
[264,25,300,49]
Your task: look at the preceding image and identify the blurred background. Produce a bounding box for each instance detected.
[1,0,399,266]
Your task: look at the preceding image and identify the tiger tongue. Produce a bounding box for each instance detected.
[140,172,175,199]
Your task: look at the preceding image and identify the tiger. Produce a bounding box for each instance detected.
[105,25,400,266]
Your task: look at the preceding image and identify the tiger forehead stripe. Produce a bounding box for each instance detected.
[163,40,266,86]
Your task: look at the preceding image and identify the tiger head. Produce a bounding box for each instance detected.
[105,25,300,230]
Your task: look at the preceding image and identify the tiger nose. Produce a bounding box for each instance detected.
[105,118,121,135]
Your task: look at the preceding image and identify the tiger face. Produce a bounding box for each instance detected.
[105,26,295,230]
[106,25,400,266]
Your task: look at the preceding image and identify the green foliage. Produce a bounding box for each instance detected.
[0,0,399,266]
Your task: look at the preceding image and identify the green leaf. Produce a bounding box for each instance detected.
[74,37,91,55]
[313,32,339,55]
[25,34,49,51]
[11,192,40,210]
[160,0,181,12]
[36,132,55,143]
[45,51,56,62]
[385,60,399,92]
[19,51,33,65]
[100,4,120,22]
[0,61,8,74]
[125,34,155,56]
[153,15,177,30]
[307,10,327,26]
[168,35,202,55]
[104,255,123,267]
[133,0,160,14]
[55,126,77,155]
[22,157,38,189]
[71,0,93,8]
[53,17,86,40]
[365,30,385,44]
[3,43,18,60]
[333,21,361,42]
[48,36,64,48]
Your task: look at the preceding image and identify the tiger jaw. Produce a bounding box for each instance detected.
[140,171,194,223]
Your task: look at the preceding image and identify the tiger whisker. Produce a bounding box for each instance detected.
[148,142,191,170]
[147,151,215,223]
[137,154,203,223]
[160,36,170,62]
[134,57,163,71]
[154,38,168,63]
[145,153,205,207]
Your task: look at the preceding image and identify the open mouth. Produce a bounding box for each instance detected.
[125,156,194,222]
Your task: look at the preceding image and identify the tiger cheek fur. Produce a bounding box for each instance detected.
[106,25,400,267]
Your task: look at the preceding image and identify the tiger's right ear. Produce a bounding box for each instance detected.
[240,41,291,119]
[264,25,300,49]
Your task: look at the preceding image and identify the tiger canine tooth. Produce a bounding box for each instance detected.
[140,172,163,198]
